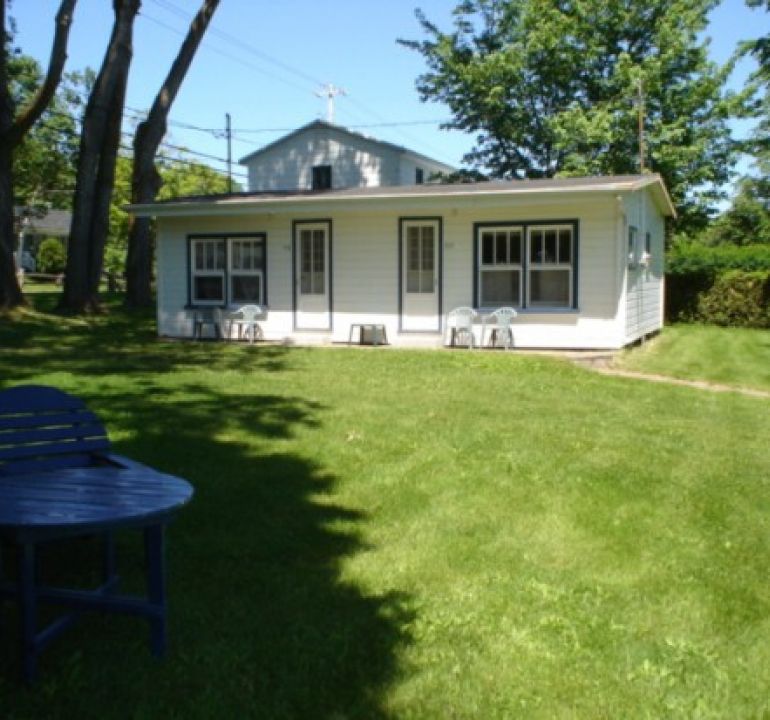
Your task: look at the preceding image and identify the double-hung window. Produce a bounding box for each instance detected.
[229,238,264,304]
[190,238,226,305]
[528,225,573,307]
[189,234,266,306]
[478,227,523,306]
[475,221,577,310]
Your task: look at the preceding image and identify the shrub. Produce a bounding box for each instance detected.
[36,237,66,274]
[665,243,770,323]
[695,270,770,328]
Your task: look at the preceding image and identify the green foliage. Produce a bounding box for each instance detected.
[667,241,770,274]
[36,237,66,274]
[665,242,770,323]
[704,177,770,246]
[158,157,236,199]
[401,0,737,232]
[104,153,234,276]
[8,54,85,209]
[695,270,770,328]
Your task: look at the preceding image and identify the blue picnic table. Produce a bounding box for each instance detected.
[0,385,194,684]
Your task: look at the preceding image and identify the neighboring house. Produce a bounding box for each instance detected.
[131,173,675,350]
[14,208,71,271]
[240,119,456,191]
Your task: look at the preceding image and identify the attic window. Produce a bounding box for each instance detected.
[312,165,332,190]
[415,168,425,184]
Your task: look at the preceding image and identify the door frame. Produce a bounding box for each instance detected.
[398,216,443,333]
[292,218,333,331]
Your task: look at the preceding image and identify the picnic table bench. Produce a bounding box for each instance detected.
[0,385,194,684]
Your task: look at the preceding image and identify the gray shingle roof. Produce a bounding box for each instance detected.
[129,174,675,217]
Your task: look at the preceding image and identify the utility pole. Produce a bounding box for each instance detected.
[225,112,233,193]
[315,83,346,124]
[637,78,645,173]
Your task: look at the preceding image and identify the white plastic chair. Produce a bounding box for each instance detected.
[231,304,263,344]
[483,307,517,350]
[446,307,478,349]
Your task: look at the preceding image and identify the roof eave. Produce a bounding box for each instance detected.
[128,177,672,218]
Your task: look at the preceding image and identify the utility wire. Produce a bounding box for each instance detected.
[142,0,458,166]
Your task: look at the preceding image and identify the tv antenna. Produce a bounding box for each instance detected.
[316,83,347,124]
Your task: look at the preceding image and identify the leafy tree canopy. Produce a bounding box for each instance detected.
[401,0,740,232]
[8,53,84,210]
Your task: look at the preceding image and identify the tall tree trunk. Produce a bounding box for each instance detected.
[0,0,76,310]
[125,0,219,308]
[61,0,139,313]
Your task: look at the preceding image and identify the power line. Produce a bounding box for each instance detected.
[141,0,459,166]
[148,0,322,88]
[138,10,317,97]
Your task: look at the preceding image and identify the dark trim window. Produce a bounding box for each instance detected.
[628,225,638,265]
[415,168,425,184]
[189,234,266,306]
[475,221,578,310]
[312,165,332,190]
[528,226,573,307]
[478,227,522,306]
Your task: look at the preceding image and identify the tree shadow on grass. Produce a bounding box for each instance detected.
[0,379,414,718]
[0,295,292,380]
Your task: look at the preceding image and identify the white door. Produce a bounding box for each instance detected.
[295,222,331,330]
[401,220,440,332]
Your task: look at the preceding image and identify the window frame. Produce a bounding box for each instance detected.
[628,225,638,266]
[473,220,579,312]
[228,237,265,306]
[298,226,327,296]
[527,225,574,308]
[187,233,267,308]
[189,237,226,306]
[311,165,332,190]
[477,226,523,308]
[404,221,436,294]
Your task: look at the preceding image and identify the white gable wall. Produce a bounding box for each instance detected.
[155,193,634,348]
[245,126,402,191]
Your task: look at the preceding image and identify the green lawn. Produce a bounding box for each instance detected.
[1,296,770,718]
[616,325,770,393]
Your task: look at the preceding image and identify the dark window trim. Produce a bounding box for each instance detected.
[398,216,443,334]
[473,219,579,311]
[311,165,332,190]
[292,218,333,332]
[186,232,268,309]
[415,168,424,184]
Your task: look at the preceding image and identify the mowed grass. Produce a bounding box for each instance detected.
[616,324,770,393]
[1,295,769,718]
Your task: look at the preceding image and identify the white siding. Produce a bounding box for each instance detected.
[623,188,665,343]
[245,126,401,191]
[156,193,638,349]
[398,155,454,185]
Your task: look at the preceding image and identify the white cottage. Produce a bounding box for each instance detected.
[132,173,675,350]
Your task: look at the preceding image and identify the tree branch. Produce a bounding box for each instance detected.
[7,0,77,146]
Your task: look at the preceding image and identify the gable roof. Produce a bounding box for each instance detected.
[238,119,455,172]
[130,173,676,218]
[16,208,71,237]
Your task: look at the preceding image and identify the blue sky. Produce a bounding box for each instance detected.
[11,0,769,193]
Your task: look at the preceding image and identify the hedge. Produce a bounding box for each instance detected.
[665,243,770,327]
